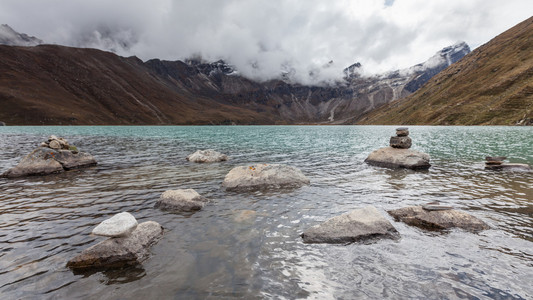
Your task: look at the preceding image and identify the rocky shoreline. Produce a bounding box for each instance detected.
[2,132,528,272]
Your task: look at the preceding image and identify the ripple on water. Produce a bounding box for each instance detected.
[0,125,532,299]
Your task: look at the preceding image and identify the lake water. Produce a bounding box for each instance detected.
[0,125,531,299]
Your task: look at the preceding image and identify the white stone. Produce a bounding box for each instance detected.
[222,164,310,190]
[186,149,228,163]
[92,212,138,237]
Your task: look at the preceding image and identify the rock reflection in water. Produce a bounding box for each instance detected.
[0,125,531,299]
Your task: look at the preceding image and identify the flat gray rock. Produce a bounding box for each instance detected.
[1,148,64,177]
[365,147,431,170]
[67,221,163,270]
[222,164,310,191]
[186,149,228,163]
[1,147,97,178]
[92,212,138,237]
[155,189,208,212]
[301,206,399,244]
[388,206,489,232]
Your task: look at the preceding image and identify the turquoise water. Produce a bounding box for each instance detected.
[0,126,531,299]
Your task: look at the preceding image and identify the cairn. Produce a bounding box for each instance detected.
[364,127,431,170]
[485,156,506,167]
[389,127,412,149]
[484,156,531,171]
[40,135,78,153]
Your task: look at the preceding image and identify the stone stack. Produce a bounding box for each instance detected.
[484,156,506,167]
[389,127,412,149]
[67,212,164,270]
[40,135,78,153]
[484,156,531,171]
[364,128,431,170]
[2,135,96,178]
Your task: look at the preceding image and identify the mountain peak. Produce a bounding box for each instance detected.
[0,24,43,46]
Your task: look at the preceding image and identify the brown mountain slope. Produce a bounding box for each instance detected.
[358,17,533,125]
[0,45,274,125]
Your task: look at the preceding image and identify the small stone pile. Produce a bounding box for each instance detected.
[364,128,431,170]
[389,127,412,149]
[484,156,531,171]
[40,135,78,153]
[67,212,164,270]
[485,156,506,168]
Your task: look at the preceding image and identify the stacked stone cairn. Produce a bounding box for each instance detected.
[485,156,506,168]
[2,135,97,178]
[484,156,531,171]
[67,212,164,270]
[364,127,431,170]
[40,135,78,153]
[389,127,412,149]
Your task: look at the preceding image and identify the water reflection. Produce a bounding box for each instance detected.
[0,126,531,299]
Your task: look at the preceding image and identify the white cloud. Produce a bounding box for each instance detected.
[0,0,531,84]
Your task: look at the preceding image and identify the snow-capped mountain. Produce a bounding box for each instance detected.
[0,25,470,125]
[0,24,42,46]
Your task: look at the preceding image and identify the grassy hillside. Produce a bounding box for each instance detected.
[359,17,533,125]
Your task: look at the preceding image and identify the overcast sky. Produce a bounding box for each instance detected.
[1,0,531,84]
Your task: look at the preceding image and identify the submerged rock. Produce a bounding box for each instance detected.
[301,206,399,244]
[388,206,489,232]
[92,212,138,238]
[186,149,228,163]
[155,189,208,212]
[222,164,310,191]
[365,147,431,170]
[67,221,163,270]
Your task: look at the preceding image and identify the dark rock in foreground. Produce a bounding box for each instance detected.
[67,221,163,270]
[155,189,209,212]
[365,147,431,170]
[388,206,489,232]
[2,147,97,178]
[301,206,399,244]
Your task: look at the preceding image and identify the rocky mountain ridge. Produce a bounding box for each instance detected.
[359,17,533,125]
[0,24,43,47]
[0,26,470,125]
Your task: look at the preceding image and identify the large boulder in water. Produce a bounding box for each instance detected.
[2,147,97,178]
[91,212,138,238]
[365,147,431,170]
[155,189,209,212]
[301,206,399,244]
[67,221,163,270]
[1,148,64,177]
[387,206,489,232]
[186,149,228,163]
[222,164,310,191]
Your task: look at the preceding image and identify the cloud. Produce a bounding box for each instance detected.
[1,0,531,84]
